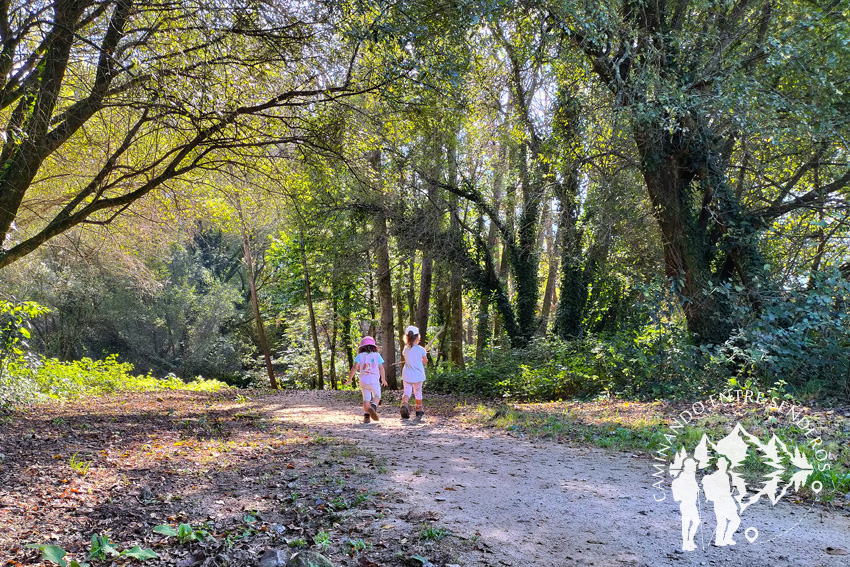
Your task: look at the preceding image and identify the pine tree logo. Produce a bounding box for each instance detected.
[668,423,820,551]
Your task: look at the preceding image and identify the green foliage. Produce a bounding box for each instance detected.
[153,524,179,537]
[69,452,92,476]
[119,546,159,560]
[418,525,446,541]
[154,522,214,544]
[27,536,155,566]
[0,300,49,409]
[430,328,708,401]
[0,300,48,357]
[29,356,227,398]
[347,538,369,552]
[24,545,85,567]
[288,537,308,548]
[3,229,255,384]
[1,353,227,408]
[314,531,331,548]
[88,533,118,560]
[437,270,850,402]
[714,271,850,400]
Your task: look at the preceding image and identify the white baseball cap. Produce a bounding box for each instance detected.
[405,325,420,335]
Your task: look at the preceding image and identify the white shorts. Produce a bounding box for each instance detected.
[403,380,423,400]
[360,381,381,403]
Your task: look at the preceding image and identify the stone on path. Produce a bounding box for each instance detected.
[286,551,334,567]
[258,549,288,567]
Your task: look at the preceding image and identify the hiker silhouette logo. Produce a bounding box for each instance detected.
[650,391,836,553]
[668,424,822,551]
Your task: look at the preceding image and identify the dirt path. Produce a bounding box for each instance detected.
[269,391,850,567]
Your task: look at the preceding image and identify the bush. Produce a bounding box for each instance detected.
[32,356,228,397]
[1,299,49,410]
[711,271,850,400]
[429,329,715,402]
[2,355,227,407]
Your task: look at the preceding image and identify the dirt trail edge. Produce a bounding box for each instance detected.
[268,391,850,567]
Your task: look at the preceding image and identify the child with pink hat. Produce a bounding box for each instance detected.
[347,336,388,423]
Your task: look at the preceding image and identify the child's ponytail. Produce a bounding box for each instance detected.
[404,325,420,348]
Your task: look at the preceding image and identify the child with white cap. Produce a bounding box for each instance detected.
[348,336,388,423]
[400,325,428,419]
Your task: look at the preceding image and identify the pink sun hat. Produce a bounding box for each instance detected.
[359,336,376,348]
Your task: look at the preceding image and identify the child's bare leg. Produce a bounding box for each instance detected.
[413,383,423,410]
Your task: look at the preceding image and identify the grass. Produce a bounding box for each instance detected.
[347,538,370,552]
[419,524,446,542]
[68,452,91,475]
[314,531,330,548]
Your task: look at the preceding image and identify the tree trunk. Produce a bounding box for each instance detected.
[434,266,451,365]
[632,119,744,344]
[538,205,560,335]
[330,293,339,389]
[369,148,397,388]
[396,256,407,349]
[375,211,397,388]
[552,162,585,340]
[367,250,377,337]
[494,174,515,344]
[551,85,588,341]
[237,202,277,389]
[341,287,354,371]
[447,139,465,367]
[416,254,433,339]
[415,136,442,343]
[512,142,543,344]
[407,252,417,323]
[562,5,770,344]
[300,228,324,389]
[475,286,491,361]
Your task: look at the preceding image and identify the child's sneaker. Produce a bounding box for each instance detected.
[363,413,371,424]
[400,404,410,419]
[415,408,424,419]
[369,403,380,421]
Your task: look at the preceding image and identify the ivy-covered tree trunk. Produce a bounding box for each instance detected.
[632,116,754,344]
[512,142,543,344]
[552,160,586,340]
[554,0,773,344]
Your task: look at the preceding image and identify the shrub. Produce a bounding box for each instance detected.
[2,355,227,407]
[429,329,715,402]
[1,299,49,410]
[711,271,850,400]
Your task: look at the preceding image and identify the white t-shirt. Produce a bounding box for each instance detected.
[401,345,427,383]
[355,352,383,384]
